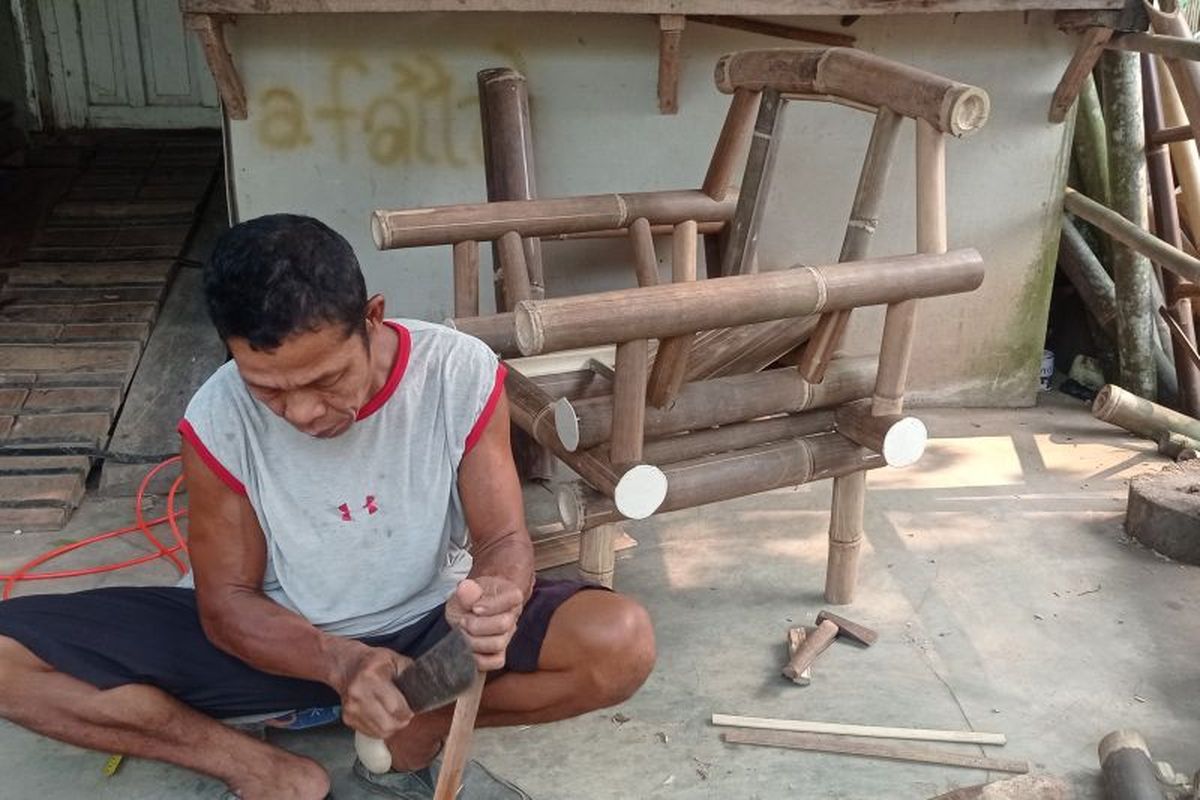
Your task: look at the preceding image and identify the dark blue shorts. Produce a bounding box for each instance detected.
[0,578,596,719]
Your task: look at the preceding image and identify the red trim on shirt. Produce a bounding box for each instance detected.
[464,363,508,455]
[357,321,411,421]
[177,419,247,496]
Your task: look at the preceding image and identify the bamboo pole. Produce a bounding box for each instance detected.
[610,339,649,467]
[541,220,724,241]
[1144,55,1200,415]
[558,432,884,529]
[373,190,736,249]
[823,470,866,605]
[635,411,836,465]
[578,522,619,587]
[1057,218,1179,397]
[514,249,984,356]
[873,119,945,417]
[447,313,519,357]
[720,89,785,277]
[628,217,661,289]
[1065,187,1200,286]
[561,356,876,452]
[1150,123,1193,145]
[646,221,698,407]
[1074,74,1111,208]
[702,88,760,201]
[1158,60,1200,244]
[1100,51,1158,399]
[497,230,533,306]
[505,368,667,519]
[452,241,480,318]
[715,49,989,137]
[836,399,928,468]
[798,107,903,382]
[1093,382,1200,442]
[1144,4,1200,145]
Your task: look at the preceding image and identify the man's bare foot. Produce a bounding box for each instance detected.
[226,750,329,800]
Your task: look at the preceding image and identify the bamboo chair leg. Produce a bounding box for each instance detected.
[610,339,649,466]
[579,522,619,587]
[824,470,866,605]
[452,240,480,318]
[873,119,945,416]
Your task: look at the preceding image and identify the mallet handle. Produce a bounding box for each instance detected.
[782,618,838,683]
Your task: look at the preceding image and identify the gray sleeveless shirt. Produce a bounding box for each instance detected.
[179,320,505,638]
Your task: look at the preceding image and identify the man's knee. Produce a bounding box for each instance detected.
[577,594,656,707]
[0,635,43,710]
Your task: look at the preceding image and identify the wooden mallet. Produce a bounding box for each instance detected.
[355,628,487,800]
[782,610,877,684]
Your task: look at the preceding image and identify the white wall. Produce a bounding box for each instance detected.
[225,11,1075,406]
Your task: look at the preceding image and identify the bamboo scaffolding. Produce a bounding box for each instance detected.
[373,190,736,249]
[720,89,785,277]
[799,107,903,382]
[559,356,876,453]
[558,432,884,530]
[646,221,698,407]
[514,249,984,355]
[715,49,989,137]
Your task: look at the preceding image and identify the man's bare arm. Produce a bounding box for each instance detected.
[457,390,535,600]
[182,440,411,738]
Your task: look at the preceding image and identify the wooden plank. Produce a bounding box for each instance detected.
[0,343,141,374]
[722,730,1030,774]
[183,13,248,120]
[0,324,65,343]
[24,386,125,413]
[0,286,165,304]
[0,472,86,506]
[7,412,114,446]
[0,506,69,532]
[182,1,1125,17]
[0,303,159,324]
[0,455,91,474]
[0,390,30,413]
[689,15,855,47]
[712,714,1008,745]
[1049,26,1115,123]
[8,261,174,287]
[657,14,685,115]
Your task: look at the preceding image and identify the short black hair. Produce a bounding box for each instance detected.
[204,214,368,350]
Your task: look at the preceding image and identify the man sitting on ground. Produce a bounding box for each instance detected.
[0,214,656,800]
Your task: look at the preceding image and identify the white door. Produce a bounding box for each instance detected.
[40,0,220,128]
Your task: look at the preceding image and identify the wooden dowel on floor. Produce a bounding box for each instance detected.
[702,88,760,200]
[799,107,903,382]
[629,217,661,288]
[561,356,876,452]
[452,241,480,318]
[514,249,984,356]
[720,89,786,277]
[432,672,486,800]
[610,339,649,467]
[646,220,698,407]
[711,714,1007,745]
[373,190,736,249]
[873,119,945,416]
[558,432,883,529]
[823,470,866,605]
[715,49,989,137]
[722,730,1029,774]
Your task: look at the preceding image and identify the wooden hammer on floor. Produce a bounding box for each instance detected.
[782,610,877,684]
[355,628,486,799]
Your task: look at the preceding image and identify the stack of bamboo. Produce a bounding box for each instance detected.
[1059,2,1200,449]
[373,48,990,602]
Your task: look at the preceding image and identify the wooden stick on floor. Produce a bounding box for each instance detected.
[432,672,487,800]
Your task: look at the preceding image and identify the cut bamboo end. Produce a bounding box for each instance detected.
[880,417,927,467]
[613,464,669,520]
[837,399,927,468]
[553,397,580,451]
[1098,730,1152,763]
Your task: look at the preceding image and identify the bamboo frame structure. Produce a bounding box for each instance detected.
[371,47,990,601]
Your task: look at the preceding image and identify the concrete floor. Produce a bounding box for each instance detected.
[0,392,1196,799]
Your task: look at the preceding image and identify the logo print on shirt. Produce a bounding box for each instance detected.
[364,495,378,515]
[338,503,353,522]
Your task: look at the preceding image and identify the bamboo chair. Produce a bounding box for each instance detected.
[373,47,990,603]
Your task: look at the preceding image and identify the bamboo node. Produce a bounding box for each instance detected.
[847,218,877,234]
[614,192,629,226]
[514,302,545,355]
[828,537,863,550]
[804,266,829,312]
